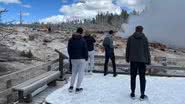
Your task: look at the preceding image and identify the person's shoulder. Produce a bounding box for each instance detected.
[128,35,133,40]
[81,37,86,42]
[68,37,72,41]
[83,35,87,38]
[142,33,148,40]
[89,35,93,38]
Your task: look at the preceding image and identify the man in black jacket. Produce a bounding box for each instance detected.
[68,27,88,93]
[126,26,151,100]
[103,30,117,77]
[83,31,96,74]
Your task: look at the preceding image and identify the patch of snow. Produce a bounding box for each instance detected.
[45,74,185,104]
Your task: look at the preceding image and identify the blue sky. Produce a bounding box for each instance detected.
[0,0,75,23]
[0,0,146,24]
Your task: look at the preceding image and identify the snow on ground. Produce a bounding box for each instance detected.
[45,74,185,104]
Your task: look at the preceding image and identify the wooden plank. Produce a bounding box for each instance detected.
[95,55,125,59]
[95,63,185,71]
[95,55,185,62]
[55,49,68,59]
[0,59,58,79]
[0,59,59,91]
[13,71,60,96]
[12,71,55,90]
[93,70,185,77]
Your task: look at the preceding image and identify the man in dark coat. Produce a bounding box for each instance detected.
[68,27,88,93]
[126,26,151,100]
[103,30,117,77]
[83,31,96,74]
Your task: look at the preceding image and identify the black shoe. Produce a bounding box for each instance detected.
[130,93,135,99]
[113,74,117,77]
[75,88,83,93]
[104,73,107,76]
[140,95,148,100]
[68,86,73,93]
[130,93,135,98]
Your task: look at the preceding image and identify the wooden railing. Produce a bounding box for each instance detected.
[0,49,69,103]
[94,55,185,77]
[54,49,69,80]
[0,52,184,103]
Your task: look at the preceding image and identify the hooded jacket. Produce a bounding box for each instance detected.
[103,33,114,57]
[103,33,114,49]
[83,35,96,51]
[126,32,151,64]
[68,33,88,60]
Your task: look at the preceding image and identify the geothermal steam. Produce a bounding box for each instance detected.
[123,0,185,48]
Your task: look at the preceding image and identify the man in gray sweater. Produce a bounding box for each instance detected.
[126,26,151,100]
[103,30,117,77]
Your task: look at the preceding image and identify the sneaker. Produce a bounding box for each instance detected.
[104,73,107,76]
[75,88,83,93]
[113,74,117,77]
[68,86,73,93]
[130,93,135,97]
[130,93,135,100]
[140,95,148,101]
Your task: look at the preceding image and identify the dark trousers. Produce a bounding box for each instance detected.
[104,52,116,75]
[130,62,146,95]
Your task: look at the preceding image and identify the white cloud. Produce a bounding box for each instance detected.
[22,4,31,8]
[60,0,122,19]
[116,0,150,12]
[39,15,79,24]
[0,7,5,11]
[40,0,150,24]
[20,12,30,16]
[0,0,21,4]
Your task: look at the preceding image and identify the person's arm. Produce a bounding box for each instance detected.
[92,36,96,43]
[126,38,130,63]
[103,37,109,47]
[108,37,113,49]
[67,39,72,58]
[145,38,151,65]
[83,40,88,61]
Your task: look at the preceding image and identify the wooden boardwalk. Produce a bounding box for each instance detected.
[1,54,185,104]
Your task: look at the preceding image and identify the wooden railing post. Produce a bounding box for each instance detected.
[59,54,64,79]
[55,49,68,81]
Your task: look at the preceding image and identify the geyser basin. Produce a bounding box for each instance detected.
[123,0,185,48]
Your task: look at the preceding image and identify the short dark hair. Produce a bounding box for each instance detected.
[136,26,143,32]
[76,27,83,34]
[109,30,114,34]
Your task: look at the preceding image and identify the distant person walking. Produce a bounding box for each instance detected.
[83,31,96,74]
[103,30,117,77]
[67,27,88,93]
[126,26,151,100]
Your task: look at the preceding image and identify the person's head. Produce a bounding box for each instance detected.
[76,27,83,34]
[135,26,143,33]
[109,30,114,35]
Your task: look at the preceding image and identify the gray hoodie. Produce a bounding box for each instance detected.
[103,33,114,49]
[126,32,151,64]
